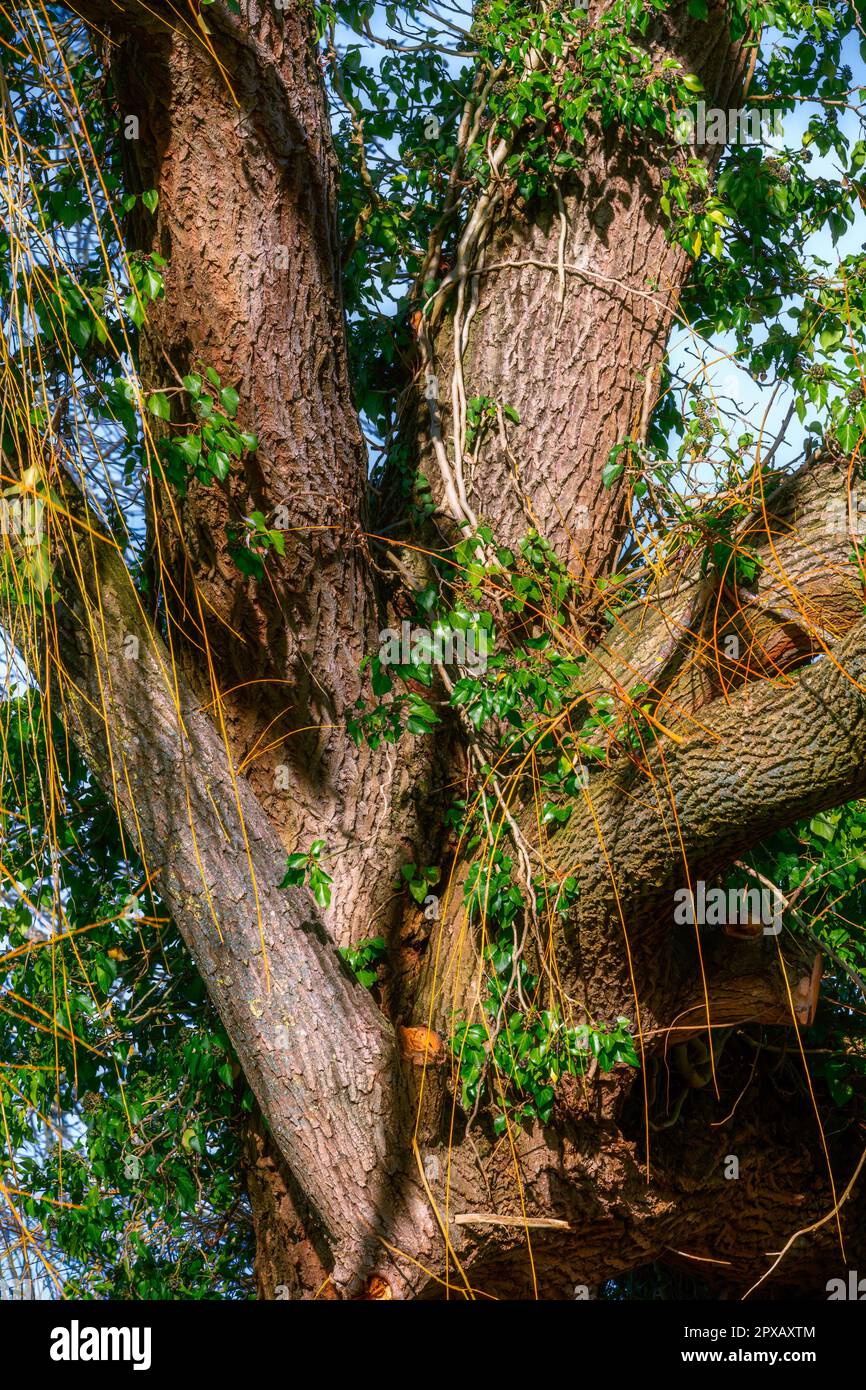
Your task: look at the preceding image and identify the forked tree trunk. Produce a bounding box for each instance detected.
[45,0,866,1297]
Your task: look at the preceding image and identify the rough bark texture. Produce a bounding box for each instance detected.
[40,0,866,1298]
[550,613,866,1038]
[412,0,749,573]
[94,0,444,1273]
[49,485,441,1295]
[580,452,866,717]
[107,0,431,952]
[48,363,866,1302]
[242,1111,336,1300]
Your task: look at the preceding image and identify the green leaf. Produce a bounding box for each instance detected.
[810,814,838,843]
[208,450,231,482]
[219,386,240,417]
[123,292,145,329]
[310,866,333,909]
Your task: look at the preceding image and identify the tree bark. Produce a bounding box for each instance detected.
[48,482,442,1294]
[99,0,431,953]
[36,0,866,1297]
[410,0,749,573]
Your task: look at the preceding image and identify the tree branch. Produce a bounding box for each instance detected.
[47,481,436,1294]
[552,611,866,945]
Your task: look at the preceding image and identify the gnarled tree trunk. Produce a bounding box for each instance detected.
[43,0,866,1298]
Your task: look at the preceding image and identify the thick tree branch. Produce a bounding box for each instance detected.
[541,608,866,1050]
[579,453,865,719]
[46,489,437,1294]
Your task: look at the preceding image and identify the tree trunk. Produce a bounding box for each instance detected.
[409,0,748,572]
[39,0,866,1297]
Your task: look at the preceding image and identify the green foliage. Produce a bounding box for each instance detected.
[156,366,257,496]
[451,925,639,1134]
[317,0,866,530]
[338,936,387,988]
[226,512,286,580]
[400,862,441,904]
[741,800,866,1111]
[448,845,639,1133]
[6,0,866,1298]
[124,252,166,330]
[349,525,588,752]
[0,469,55,610]
[464,396,519,452]
[0,696,252,1297]
[280,840,334,909]
[348,683,442,747]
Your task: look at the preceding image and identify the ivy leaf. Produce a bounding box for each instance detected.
[208,449,231,482]
[219,386,240,417]
[123,292,145,329]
